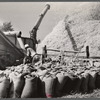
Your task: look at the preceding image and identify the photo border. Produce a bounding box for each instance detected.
[0,0,99,2]
[0,0,100,100]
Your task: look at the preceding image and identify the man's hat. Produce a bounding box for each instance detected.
[25,44,29,48]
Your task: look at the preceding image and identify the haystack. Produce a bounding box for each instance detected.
[37,2,100,57]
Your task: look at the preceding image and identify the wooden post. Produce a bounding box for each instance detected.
[59,50,65,65]
[41,45,47,63]
[86,46,90,58]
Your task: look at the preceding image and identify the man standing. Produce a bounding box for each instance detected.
[23,44,36,64]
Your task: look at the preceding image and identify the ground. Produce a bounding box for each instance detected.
[61,89,100,98]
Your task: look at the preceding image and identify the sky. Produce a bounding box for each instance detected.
[0,2,83,40]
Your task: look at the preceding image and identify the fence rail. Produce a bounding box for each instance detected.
[47,49,85,53]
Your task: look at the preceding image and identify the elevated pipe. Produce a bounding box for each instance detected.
[30,4,50,51]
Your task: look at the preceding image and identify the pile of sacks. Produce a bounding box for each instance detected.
[0,58,100,98]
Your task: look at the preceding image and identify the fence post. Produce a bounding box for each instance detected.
[41,45,47,63]
[86,46,90,58]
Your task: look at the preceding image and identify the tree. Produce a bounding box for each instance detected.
[0,22,14,32]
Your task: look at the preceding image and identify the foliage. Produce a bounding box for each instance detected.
[0,22,14,32]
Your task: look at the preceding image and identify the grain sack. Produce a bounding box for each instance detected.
[62,73,79,94]
[9,73,25,98]
[40,80,46,98]
[21,75,38,98]
[95,72,100,89]
[88,71,97,91]
[8,81,14,98]
[71,75,82,93]
[43,75,57,98]
[0,76,10,98]
[80,72,90,93]
[55,72,68,96]
[37,77,44,98]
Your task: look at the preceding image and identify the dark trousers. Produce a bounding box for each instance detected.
[23,56,32,64]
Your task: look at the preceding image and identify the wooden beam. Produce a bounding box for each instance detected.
[86,46,90,58]
[47,49,85,53]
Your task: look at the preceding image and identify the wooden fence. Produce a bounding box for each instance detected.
[37,45,94,63]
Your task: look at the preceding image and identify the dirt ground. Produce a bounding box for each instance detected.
[61,89,100,98]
